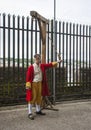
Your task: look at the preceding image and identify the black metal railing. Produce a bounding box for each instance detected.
[0,13,91,106]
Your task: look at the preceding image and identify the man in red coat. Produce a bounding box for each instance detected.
[26,54,62,120]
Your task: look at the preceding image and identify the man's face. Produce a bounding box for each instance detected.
[34,57,41,64]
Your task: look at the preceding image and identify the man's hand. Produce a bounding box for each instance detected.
[26,82,31,89]
[57,60,62,63]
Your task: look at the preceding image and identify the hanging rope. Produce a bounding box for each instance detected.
[48,36,62,61]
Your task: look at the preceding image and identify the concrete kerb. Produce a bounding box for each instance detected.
[0,98,91,112]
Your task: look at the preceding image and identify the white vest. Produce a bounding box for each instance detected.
[33,63,42,82]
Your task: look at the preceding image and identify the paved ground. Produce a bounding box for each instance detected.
[0,100,91,130]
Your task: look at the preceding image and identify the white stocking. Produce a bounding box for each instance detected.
[36,104,41,112]
[28,103,32,114]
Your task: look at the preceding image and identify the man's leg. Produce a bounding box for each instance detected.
[27,83,38,119]
[28,102,34,120]
[36,104,41,112]
[36,82,46,115]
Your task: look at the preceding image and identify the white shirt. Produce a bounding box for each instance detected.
[33,63,42,82]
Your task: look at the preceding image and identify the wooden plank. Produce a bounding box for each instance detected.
[30,11,48,63]
[30,11,49,24]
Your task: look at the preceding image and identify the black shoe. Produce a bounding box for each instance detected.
[36,111,46,115]
[28,114,34,120]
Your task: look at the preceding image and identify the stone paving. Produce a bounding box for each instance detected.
[0,100,91,130]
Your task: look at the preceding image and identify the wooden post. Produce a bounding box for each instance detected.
[30,11,49,63]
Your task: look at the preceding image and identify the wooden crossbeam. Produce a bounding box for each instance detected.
[30,11,49,24]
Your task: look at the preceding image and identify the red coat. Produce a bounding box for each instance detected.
[26,63,53,101]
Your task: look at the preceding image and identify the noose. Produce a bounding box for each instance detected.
[48,36,62,61]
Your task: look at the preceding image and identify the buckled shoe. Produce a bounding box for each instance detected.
[36,111,46,115]
[28,114,34,120]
